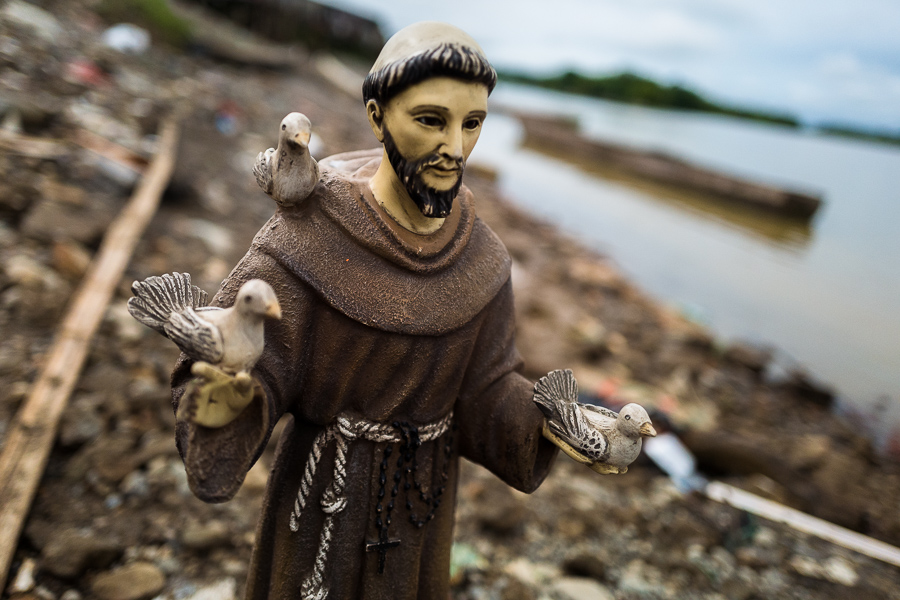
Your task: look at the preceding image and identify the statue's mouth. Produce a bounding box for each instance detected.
[425,165,460,177]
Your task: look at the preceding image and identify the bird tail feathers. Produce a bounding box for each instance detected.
[127,272,209,335]
[532,369,578,420]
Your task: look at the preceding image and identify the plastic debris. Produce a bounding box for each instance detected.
[215,100,242,136]
[101,24,151,54]
[64,59,110,88]
[643,432,707,492]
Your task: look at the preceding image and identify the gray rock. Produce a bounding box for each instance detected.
[120,470,150,498]
[174,218,234,255]
[79,363,129,399]
[88,434,138,483]
[551,576,614,600]
[723,342,772,373]
[51,240,92,280]
[42,530,123,578]
[20,198,113,245]
[475,483,528,536]
[3,254,60,290]
[0,1,63,43]
[33,585,56,600]
[105,302,145,344]
[181,520,232,550]
[91,562,165,600]
[9,557,36,592]
[41,180,85,206]
[617,559,666,596]
[823,556,858,586]
[185,579,237,600]
[59,398,104,447]
[758,567,789,595]
[779,369,834,408]
[734,545,780,569]
[498,577,535,600]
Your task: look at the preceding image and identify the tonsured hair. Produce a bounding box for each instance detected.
[362,43,497,105]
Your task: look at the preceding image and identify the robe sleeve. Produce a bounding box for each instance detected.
[171,249,312,503]
[455,278,558,493]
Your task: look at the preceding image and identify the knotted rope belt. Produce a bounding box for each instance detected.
[290,411,454,600]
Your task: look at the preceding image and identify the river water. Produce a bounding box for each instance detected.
[470,82,900,438]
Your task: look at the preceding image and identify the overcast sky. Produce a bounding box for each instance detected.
[321,0,900,130]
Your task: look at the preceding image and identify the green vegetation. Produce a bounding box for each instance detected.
[96,0,192,47]
[500,70,799,127]
[818,123,900,147]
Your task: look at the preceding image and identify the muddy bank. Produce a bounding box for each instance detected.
[1,2,899,599]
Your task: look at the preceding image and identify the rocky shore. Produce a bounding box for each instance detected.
[2,2,900,599]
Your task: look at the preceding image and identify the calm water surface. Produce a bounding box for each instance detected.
[471,83,900,436]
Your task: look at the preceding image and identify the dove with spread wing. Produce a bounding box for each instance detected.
[253,112,320,208]
[127,272,281,375]
[533,369,656,474]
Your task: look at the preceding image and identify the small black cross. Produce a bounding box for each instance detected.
[366,532,401,574]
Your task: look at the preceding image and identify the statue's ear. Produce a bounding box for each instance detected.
[366,99,385,142]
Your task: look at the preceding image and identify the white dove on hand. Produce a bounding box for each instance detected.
[253,112,320,208]
[533,369,657,474]
[127,272,282,375]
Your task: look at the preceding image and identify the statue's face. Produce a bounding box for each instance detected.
[376,77,489,217]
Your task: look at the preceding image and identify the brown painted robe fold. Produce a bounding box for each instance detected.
[172,149,558,600]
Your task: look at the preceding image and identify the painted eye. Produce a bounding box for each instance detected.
[245,296,252,303]
[282,124,286,130]
[463,119,481,130]
[624,415,631,420]
[416,116,443,127]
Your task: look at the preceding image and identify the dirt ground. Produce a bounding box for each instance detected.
[2,2,900,599]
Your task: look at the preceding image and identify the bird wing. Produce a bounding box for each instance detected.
[532,369,578,421]
[582,404,619,419]
[253,148,275,195]
[128,272,209,335]
[532,370,614,461]
[163,307,224,364]
[555,400,593,444]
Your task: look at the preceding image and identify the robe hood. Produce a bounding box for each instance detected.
[248,149,511,336]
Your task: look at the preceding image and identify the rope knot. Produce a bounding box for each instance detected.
[320,485,348,514]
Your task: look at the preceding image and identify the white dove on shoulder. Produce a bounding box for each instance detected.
[253,111,320,208]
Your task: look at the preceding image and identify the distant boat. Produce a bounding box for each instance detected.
[514,112,823,220]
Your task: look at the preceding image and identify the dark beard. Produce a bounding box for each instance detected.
[382,128,463,219]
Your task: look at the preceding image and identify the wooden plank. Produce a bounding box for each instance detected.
[0,117,180,588]
[705,481,900,568]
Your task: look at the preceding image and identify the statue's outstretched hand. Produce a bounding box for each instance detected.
[178,361,259,428]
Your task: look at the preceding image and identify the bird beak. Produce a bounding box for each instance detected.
[640,422,657,437]
[293,131,310,147]
[265,301,282,319]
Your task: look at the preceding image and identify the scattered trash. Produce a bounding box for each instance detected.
[643,432,707,492]
[449,543,486,585]
[64,58,110,88]
[101,23,151,54]
[215,100,242,136]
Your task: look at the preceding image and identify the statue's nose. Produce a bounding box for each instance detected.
[439,127,464,162]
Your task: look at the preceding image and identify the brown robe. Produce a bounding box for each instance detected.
[172,149,558,600]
